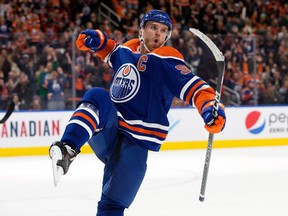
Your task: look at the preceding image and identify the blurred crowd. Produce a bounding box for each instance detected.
[0,0,288,111]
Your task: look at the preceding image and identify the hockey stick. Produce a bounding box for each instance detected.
[189,28,225,202]
[0,101,15,124]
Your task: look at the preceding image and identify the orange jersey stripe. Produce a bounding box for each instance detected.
[184,79,206,103]
[119,120,167,139]
[72,112,97,131]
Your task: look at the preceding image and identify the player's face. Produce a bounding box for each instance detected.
[142,21,169,51]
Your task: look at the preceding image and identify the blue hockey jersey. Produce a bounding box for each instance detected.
[95,39,215,151]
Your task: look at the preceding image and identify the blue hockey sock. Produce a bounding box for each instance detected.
[97,194,125,216]
[61,103,100,150]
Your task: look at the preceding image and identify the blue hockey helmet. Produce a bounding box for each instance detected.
[140,10,172,30]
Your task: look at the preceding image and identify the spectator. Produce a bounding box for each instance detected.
[114,0,127,19]
[36,65,49,109]
[0,45,12,82]
[0,77,9,109]
[0,0,287,109]
[6,69,20,92]
[0,15,11,45]
[12,93,21,111]
[284,83,288,104]
[112,29,126,44]
[261,80,283,104]
[47,70,65,110]
[12,72,34,110]
[241,80,255,105]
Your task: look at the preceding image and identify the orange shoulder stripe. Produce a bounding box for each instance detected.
[152,46,184,59]
[123,39,140,52]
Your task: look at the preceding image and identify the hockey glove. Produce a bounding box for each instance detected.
[75,29,107,52]
[201,101,226,133]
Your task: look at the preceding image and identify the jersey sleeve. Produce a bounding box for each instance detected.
[94,39,117,62]
[96,39,140,64]
[155,46,216,113]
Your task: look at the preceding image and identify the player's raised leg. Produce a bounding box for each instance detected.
[49,87,115,186]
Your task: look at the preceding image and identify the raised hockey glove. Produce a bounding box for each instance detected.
[75,29,107,52]
[201,101,226,133]
[49,141,80,174]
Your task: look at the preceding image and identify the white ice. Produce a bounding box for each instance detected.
[1,146,288,216]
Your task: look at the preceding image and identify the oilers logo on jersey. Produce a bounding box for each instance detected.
[110,63,141,103]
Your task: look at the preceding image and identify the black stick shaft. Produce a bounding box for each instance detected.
[0,101,15,124]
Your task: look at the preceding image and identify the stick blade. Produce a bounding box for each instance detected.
[189,28,225,62]
[50,146,64,186]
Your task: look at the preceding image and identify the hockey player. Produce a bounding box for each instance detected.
[49,9,226,216]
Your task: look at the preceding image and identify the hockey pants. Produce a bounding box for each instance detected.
[83,88,148,215]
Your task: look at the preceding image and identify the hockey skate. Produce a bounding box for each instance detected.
[49,141,79,186]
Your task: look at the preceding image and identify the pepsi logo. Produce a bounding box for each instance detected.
[245,111,266,134]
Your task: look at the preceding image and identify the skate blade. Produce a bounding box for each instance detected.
[50,146,64,187]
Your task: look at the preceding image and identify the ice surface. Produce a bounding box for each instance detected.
[1,146,288,216]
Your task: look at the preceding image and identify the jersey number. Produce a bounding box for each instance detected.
[175,65,191,75]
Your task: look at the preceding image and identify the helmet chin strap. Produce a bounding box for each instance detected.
[139,30,151,53]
